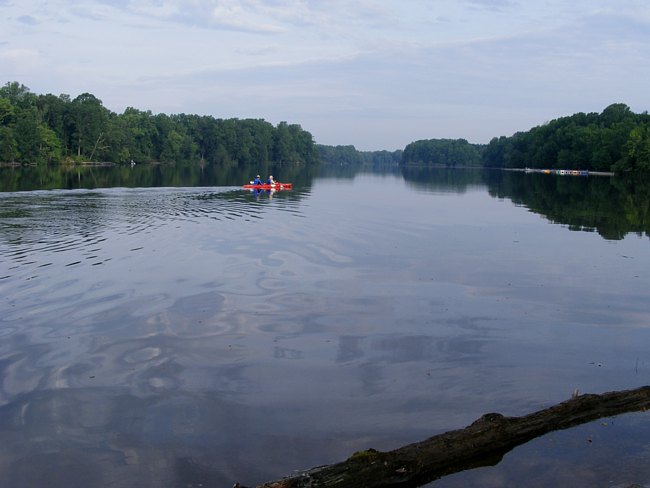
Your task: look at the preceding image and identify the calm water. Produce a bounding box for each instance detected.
[1,167,650,487]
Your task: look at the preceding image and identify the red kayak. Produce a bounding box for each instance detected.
[243,183,292,190]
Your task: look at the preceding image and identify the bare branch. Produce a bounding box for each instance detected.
[239,386,650,488]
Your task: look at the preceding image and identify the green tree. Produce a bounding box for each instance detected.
[273,121,293,162]
[36,93,71,153]
[477,103,645,172]
[0,82,320,167]
[13,107,61,164]
[0,126,18,162]
[0,82,36,109]
[0,97,15,125]
[617,125,650,172]
[402,138,482,166]
[37,123,62,162]
[69,93,110,159]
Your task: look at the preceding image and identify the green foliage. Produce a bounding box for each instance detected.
[0,126,18,162]
[0,98,15,124]
[317,145,364,166]
[0,82,36,109]
[402,138,482,167]
[616,125,650,172]
[0,81,319,168]
[5,81,649,175]
[316,144,402,168]
[484,104,650,173]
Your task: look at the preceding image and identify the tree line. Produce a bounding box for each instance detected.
[316,144,402,168]
[3,81,649,174]
[0,82,318,167]
[482,103,650,172]
[401,138,483,167]
[319,104,650,173]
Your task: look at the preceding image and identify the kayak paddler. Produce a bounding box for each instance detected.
[253,175,263,185]
[267,175,275,185]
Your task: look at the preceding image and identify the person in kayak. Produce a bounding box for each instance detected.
[267,175,275,185]
[253,175,263,185]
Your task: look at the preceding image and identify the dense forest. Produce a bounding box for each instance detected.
[0,82,318,167]
[316,141,480,169]
[318,104,650,173]
[2,81,650,174]
[316,144,402,168]
[401,138,483,167]
[483,103,650,173]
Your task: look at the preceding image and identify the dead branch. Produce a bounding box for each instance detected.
[236,385,650,488]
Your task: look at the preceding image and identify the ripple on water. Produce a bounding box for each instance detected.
[0,186,306,409]
[0,187,303,289]
[0,327,18,337]
[123,347,162,364]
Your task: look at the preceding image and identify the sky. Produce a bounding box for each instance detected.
[1,1,649,151]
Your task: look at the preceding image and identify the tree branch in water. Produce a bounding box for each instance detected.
[236,385,650,488]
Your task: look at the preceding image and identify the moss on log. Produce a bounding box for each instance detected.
[236,385,650,488]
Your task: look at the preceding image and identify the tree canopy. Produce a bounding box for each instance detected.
[401,138,483,167]
[317,104,650,174]
[0,82,318,167]
[483,103,650,172]
[316,144,402,168]
[3,82,648,174]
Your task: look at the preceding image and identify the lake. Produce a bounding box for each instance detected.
[1,165,650,487]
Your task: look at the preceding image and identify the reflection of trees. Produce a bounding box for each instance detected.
[367,166,650,241]
[317,166,401,180]
[0,163,319,192]
[484,171,650,240]
[401,166,486,193]
[4,164,648,242]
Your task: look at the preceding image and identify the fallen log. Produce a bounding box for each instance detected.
[236,385,650,488]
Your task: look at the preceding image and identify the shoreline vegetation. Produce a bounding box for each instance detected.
[505,167,615,176]
[1,82,648,173]
[0,82,319,169]
[318,103,650,174]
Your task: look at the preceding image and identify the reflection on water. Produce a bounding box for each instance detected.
[0,187,307,282]
[1,170,650,487]
[482,170,650,240]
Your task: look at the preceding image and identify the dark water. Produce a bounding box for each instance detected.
[1,167,650,487]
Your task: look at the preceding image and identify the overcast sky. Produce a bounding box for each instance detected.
[2,1,649,150]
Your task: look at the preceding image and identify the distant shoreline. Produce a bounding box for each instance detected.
[507,167,615,177]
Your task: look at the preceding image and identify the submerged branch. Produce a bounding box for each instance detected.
[238,385,650,488]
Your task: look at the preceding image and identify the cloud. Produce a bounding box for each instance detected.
[0,47,40,60]
[464,0,517,12]
[2,0,649,150]
[87,0,397,35]
[209,0,286,33]
[79,0,649,147]
[17,15,38,25]
[577,10,650,41]
[91,0,289,33]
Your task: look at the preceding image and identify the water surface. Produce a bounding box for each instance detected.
[1,169,650,487]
